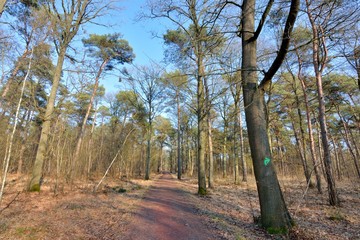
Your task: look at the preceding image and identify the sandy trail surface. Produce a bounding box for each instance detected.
[121,173,222,240]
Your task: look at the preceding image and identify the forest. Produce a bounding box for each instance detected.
[0,0,359,239]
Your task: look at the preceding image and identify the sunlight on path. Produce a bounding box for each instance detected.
[121,173,220,240]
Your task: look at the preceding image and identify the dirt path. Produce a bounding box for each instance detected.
[121,173,222,240]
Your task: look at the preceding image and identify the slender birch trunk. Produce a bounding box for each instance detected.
[0,50,32,203]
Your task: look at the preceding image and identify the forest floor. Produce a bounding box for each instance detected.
[0,172,359,240]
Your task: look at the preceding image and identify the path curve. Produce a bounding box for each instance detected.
[121,173,222,240]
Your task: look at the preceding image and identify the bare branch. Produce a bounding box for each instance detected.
[259,0,300,90]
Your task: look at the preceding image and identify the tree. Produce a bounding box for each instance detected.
[162,70,188,179]
[287,26,323,193]
[303,0,359,206]
[154,116,173,173]
[149,0,225,195]
[238,0,299,232]
[0,49,33,204]
[0,1,50,112]
[29,0,114,191]
[124,64,165,180]
[72,33,134,172]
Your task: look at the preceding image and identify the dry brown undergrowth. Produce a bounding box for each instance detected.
[0,173,359,240]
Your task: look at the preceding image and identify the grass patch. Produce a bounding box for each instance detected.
[328,208,346,221]
[0,221,8,232]
[112,186,127,193]
[65,203,85,210]
[15,226,41,239]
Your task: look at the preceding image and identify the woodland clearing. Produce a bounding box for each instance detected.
[0,173,359,240]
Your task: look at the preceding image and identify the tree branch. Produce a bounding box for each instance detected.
[259,0,300,90]
[248,0,274,43]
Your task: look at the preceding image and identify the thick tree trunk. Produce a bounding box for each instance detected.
[241,0,293,231]
[29,47,66,191]
[197,60,207,195]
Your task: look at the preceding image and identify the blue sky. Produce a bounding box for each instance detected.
[84,0,170,93]
[88,0,168,66]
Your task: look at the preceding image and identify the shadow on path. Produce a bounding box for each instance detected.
[120,173,222,240]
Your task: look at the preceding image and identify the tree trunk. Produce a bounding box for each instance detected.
[197,58,207,195]
[0,50,32,203]
[241,0,293,231]
[306,1,339,205]
[207,116,214,188]
[315,71,339,205]
[291,75,313,185]
[177,90,182,180]
[29,46,66,191]
[223,125,227,178]
[0,49,30,112]
[287,85,312,184]
[73,60,107,178]
[336,105,360,177]
[297,59,322,193]
[233,95,240,184]
[238,101,247,182]
[145,116,152,180]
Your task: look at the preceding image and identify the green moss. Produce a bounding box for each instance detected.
[198,187,207,196]
[29,184,40,192]
[266,226,289,234]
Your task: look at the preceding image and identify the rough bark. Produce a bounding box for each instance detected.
[29,47,66,191]
[197,66,207,195]
[241,0,297,232]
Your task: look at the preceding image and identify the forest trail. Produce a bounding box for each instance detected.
[121,173,222,240]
